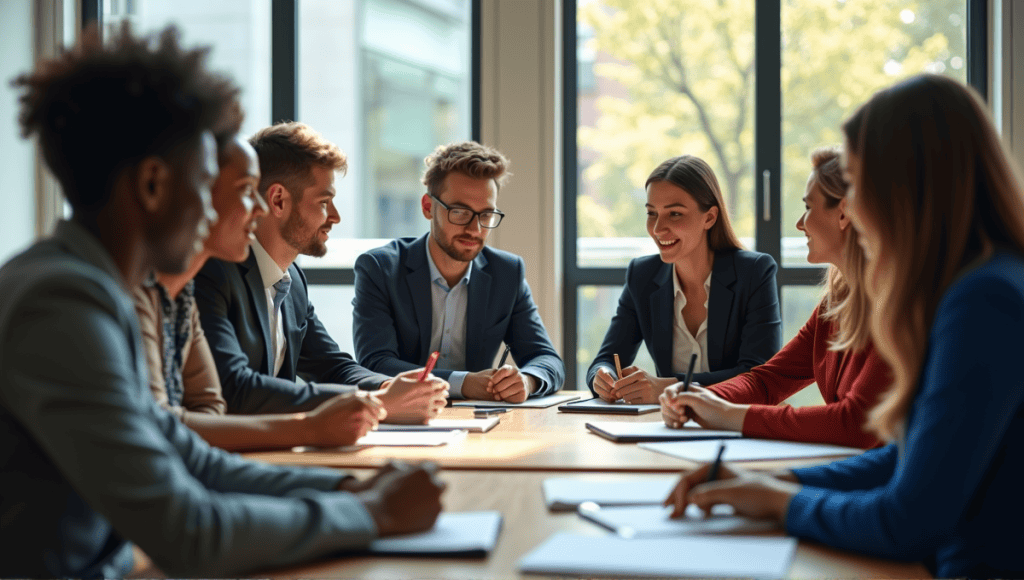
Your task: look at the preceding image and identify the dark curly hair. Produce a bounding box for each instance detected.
[13,23,240,215]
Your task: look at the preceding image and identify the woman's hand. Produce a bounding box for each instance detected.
[613,366,676,404]
[661,384,748,431]
[664,462,800,523]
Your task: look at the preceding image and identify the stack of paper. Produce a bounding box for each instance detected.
[586,420,742,443]
[578,503,777,537]
[376,417,500,433]
[354,430,467,447]
[369,511,502,556]
[518,533,797,578]
[542,476,677,511]
[639,438,862,461]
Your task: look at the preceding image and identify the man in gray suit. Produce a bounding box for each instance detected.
[0,24,443,578]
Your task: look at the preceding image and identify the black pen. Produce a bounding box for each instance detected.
[682,353,697,392]
[498,344,511,367]
[707,442,727,482]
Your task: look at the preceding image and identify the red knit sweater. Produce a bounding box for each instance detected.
[707,305,888,449]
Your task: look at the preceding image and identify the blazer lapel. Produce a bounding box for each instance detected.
[242,254,274,374]
[465,252,491,369]
[649,263,674,377]
[707,250,737,371]
[406,237,433,364]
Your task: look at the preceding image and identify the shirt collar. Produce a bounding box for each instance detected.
[672,267,712,300]
[424,235,472,289]
[250,238,286,290]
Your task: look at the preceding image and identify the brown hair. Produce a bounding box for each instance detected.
[14,22,239,216]
[249,122,347,199]
[843,74,1024,441]
[645,155,743,251]
[422,141,510,199]
[809,146,872,352]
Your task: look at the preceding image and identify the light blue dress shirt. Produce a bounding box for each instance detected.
[424,237,472,398]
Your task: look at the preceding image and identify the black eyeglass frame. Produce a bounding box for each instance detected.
[429,193,506,228]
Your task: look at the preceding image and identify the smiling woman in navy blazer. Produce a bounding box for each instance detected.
[587,155,782,404]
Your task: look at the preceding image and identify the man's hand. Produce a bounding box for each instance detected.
[303,391,386,446]
[612,366,676,404]
[460,370,495,401]
[376,369,448,424]
[664,462,799,523]
[486,365,535,403]
[356,461,446,536]
[592,367,617,402]
[661,384,747,431]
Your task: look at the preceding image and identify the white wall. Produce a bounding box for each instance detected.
[0,0,37,264]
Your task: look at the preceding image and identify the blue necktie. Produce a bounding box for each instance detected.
[272,272,291,313]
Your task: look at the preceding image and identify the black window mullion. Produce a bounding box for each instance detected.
[562,0,581,389]
[271,0,297,124]
[967,0,988,101]
[754,0,782,266]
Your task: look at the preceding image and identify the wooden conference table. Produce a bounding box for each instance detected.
[212,393,931,579]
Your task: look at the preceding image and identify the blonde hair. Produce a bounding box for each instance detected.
[810,147,872,352]
[645,155,743,252]
[422,141,510,199]
[249,121,347,199]
[843,74,1024,441]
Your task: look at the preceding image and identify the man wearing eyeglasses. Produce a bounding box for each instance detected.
[353,142,564,402]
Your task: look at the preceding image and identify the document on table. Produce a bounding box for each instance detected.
[452,393,581,409]
[586,420,742,443]
[640,438,862,461]
[376,417,500,433]
[355,430,467,446]
[559,398,661,415]
[542,476,678,511]
[368,511,502,556]
[578,503,777,537]
[518,533,797,578]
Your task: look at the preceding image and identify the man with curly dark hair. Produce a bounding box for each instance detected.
[0,24,443,578]
[353,141,565,402]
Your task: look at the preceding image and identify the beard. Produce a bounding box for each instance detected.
[281,209,328,257]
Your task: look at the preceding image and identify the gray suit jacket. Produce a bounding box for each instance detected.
[0,221,376,578]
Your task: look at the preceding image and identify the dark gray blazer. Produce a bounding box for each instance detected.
[586,249,782,392]
[195,253,390,414]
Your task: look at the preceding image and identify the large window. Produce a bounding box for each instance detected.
[566,0,982,392]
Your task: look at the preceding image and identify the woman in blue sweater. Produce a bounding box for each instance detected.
[665,73,1024,578]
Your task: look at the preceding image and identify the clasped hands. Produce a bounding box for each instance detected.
[593,366,677,404]
[462,365,536,403]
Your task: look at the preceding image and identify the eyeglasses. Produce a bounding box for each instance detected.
[429,194,505,228]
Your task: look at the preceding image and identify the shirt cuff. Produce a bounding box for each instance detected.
[522,370,548,397]
[447,371,468,399]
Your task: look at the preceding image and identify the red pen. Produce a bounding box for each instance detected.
[419,351,440,381]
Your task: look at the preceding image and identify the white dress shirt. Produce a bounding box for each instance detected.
[250,239,289,377]
[425,237,472,397]
[671,270,712,376]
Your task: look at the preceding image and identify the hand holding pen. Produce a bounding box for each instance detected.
[486,344,534,403]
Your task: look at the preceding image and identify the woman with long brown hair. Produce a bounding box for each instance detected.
[586,155,782,404]
[660,146,890,448]
[665,74,1024,578]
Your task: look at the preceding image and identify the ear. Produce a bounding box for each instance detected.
[135,156,171,214]
[265,183,291,218]
[704,206,719,230]
[421,193,433,220]
[838,197,851,231]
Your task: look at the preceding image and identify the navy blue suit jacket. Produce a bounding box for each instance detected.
[586,249,782,392]
[352,235,564,395]
[195,254,390,414]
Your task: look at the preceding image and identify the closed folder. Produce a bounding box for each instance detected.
[585,420,742,443]
[558,398,660,415]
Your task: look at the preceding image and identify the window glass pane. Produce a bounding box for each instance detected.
[780,0,967,267]
[781,285,824,407]
[576,0,756,268]
[305,285,357,354]
[577,286,657,390]
[297,0,472,271]
[102,0,272,140]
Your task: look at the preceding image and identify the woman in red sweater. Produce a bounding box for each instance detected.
[659,147,887,449]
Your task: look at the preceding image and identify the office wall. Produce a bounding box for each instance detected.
[0,0,36,264]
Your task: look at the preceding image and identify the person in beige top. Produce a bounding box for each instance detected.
[134,131,387,450]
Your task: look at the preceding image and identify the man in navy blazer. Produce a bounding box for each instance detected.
[196,122,448,422]
[353,142,564,402]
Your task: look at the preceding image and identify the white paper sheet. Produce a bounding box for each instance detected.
[369,511,502,555]
[578,504,777,537]
[354,430,467,446]
[375,417,500,433]
[542,476,677,511]
[586,420,742,442]
[518,532,797,578]
[640,438,862,461]
[452,393,581,408]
